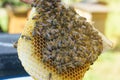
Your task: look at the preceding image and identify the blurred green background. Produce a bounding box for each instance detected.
[0,0,120,80]
[83,51,120,80]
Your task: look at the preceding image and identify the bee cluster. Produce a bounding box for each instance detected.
[32,0,103,74]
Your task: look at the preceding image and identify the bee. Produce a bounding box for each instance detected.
[73,56,79,62]
[21,35,31,40]
[45,2,52,6]
[32,27,40,36]
[55,54,62,62]
[36,8,45,13]
[75,58,86,66]
[79,16,87,21]
[48,73,52,80]
[68,50,74,57]
[67,23,73,30]
[47,19,52,23]
[56,65,62,74]
[32,14,40,20]
[43,48,51,55]
[69,42,74,49]
[42,54,49,63]
[81,25,87,29]
[62,65,67,72]
[37,28,44,36]
[57,40,62,48]
[66,62,75,68]
[46,43,52,51]
[32,28,37,36]
[13,41,18,48]
[50,29,59,35]
[51,19,57,26]
[31,0,39,7]
[50,50,56,60]
[61,30,65,36]
[83,22,92,28]
[89,54,98,65]
[64,56,70,63]
[44,33,51,40]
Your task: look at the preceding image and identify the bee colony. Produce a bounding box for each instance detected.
[17,0,112,80]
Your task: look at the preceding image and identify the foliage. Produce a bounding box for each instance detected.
[0,0,27,7]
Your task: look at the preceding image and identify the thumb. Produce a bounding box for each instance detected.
[20,0,34,4]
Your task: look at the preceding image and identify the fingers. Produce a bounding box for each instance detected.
[20,0,34,4]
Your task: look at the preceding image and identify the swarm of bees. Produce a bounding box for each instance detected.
[17,0,113,80]
[31,0,103,74]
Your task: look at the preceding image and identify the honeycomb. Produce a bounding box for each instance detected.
[17,0,112,80]
[17,14,90,80]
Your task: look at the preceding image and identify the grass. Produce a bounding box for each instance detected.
[83,51,120,80]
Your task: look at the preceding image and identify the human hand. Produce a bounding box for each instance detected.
[20,0,34,4]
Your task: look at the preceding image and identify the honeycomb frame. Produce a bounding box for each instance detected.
[17,12,91,80]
